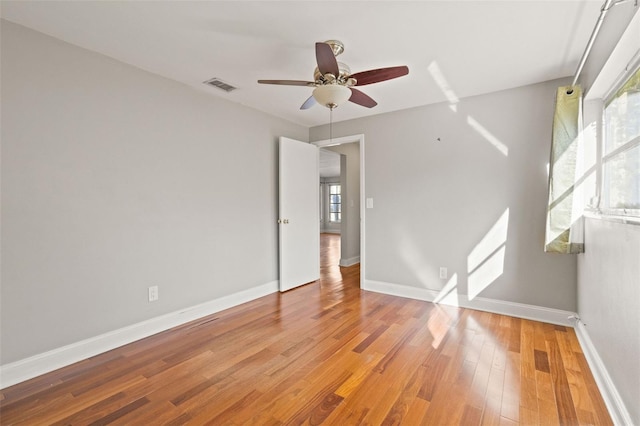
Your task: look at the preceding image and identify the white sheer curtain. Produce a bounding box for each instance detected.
[545,85,585,254]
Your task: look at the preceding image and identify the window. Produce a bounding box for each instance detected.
[602,65,640,217]
[329,184,341,222]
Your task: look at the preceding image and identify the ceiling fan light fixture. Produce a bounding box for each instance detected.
[258,40,409,110]
[312,84,351,109]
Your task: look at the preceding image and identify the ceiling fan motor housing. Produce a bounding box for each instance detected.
[314,62,353,86]
[324,40,344,57]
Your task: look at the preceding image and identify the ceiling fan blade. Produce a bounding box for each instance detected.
[350,66,409,86]
[349,88,377,108]
[316,42,339,77]
[300,96,316,110]
[258,79,316,87]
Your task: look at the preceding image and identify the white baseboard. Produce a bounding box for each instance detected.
[339,256,360,267]
[363,280,575,326]
[0,281,279,389]
[573,320,632,426]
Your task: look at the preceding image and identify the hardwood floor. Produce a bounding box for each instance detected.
[0,233,611,425]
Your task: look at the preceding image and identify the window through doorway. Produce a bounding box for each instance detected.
[329,184,341,222]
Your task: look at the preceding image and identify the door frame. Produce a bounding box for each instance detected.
[312,134,365,289]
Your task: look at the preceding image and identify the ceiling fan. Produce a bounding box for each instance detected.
[258,40,409,110]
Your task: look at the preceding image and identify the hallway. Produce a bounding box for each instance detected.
[319,232,359,292]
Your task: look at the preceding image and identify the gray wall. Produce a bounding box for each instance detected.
[0,21,307,364]
[577,219,640,424]
[576,6,640,424]
[311,79,577,310]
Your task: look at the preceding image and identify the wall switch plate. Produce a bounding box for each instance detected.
[366,198,374,209]
[439,267,448,279]
[148,286,159,302]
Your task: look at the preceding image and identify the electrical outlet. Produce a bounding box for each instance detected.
[439,267,448,279]
[148,286,159,302]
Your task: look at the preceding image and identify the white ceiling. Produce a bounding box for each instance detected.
[0,1,601,127]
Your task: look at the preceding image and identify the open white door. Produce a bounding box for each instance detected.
[279,137,319,292]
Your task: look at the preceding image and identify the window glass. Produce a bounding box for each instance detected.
[604,67,640,155]
[329,184,341,222]
[603,144,640,210]
[602,66,640,216]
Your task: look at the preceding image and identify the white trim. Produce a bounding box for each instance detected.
[573,320,633,426]
[0,281,279,389]
[586,8,640,100]
[312,134,364,149]
[584,209,640,225]
[359,136,365,290]
[363,280,575,326]
[339,256,360,267]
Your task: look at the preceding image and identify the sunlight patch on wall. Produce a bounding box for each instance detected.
[433,273,459,306]
[428,61,459,112]
[467,209,509,273]
[467,116,509,156]
[468,246,506,300]
[467,208,509,300]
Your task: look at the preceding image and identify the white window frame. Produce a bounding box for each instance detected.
[599,62,640,218]
[583,10,640,225]
[328,184,341,223]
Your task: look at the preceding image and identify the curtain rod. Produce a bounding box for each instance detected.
[569,0,635,91]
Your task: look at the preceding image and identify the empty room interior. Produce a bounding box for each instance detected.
[1,1,639,425]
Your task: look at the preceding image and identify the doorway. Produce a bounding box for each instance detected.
[319,149,342,236]
[313,134,365,288]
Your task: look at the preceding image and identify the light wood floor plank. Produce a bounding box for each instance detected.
[0,234,612,424]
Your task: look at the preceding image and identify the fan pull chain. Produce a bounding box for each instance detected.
[330,107,333,144]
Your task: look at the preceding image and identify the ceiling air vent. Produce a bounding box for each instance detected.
[203,78,237,93]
